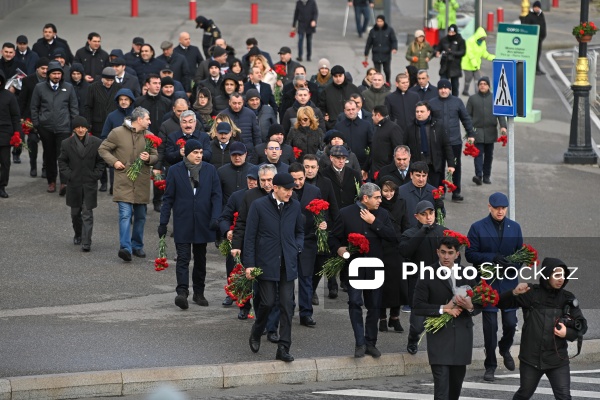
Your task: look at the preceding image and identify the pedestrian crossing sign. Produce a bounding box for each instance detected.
[492,60,526,117]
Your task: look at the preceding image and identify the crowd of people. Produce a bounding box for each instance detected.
[0,4,584,398]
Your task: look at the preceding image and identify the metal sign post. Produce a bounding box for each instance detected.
[343,6,350,37]
[507,117,515,220]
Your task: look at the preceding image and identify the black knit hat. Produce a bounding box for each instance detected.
[184,139,203,157]
[72,116,89,129]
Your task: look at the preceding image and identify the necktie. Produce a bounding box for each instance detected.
[117,77,122,83]
[278,202,284,214]
[401,170,406,179]
[52,84,58,91]
[256,83,260,92]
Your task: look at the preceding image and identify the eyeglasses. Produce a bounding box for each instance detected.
[300,118,310,122]
[267,146,280,150]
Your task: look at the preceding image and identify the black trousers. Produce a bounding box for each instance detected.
[312,254,338,295]
[175,242,207,295]
[38,128,70,184]
[431,364,466,400]
[0,146,11,188]
[374,60,392,85]
[482,309,517,369]
[514,362,571,400]
[27,135,40,170]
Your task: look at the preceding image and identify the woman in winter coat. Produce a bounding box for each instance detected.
[435,24,466,97]
[364,15,398,85]
[310,58,332,96]
[250,55,277,91]
[192,87,214,128]
[292,0,319,62]
[286,106,324,162]
[357,67,377,92]
[405,30,434,70]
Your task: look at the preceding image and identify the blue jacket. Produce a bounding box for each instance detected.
[397,182,437,228]
[101,88,135,139]
[165,129,212,165]
[428,95,475,145]
[333,116,373,166]
[243,195,304,282]
[132,57,167,86]
[295,183,322,276]
[465,214,523,310]
[159,161,222,244]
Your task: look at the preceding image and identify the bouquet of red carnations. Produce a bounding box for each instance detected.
[463,143,480,157]
[319,233,369,278]
[432,185,445,226]
[306,199,330,254]
[443,229,470,248]
[506,244,539,267]
[497,135,508,147]
[151,172,166,191]
[442,171,457,193]
[126,134,162,181]
[9,132,29,152]
[218,211,239,256]
[224,257,263,307]
[154,235,169,271]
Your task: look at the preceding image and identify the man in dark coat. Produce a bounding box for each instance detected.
[397,162,444,229]
[245,89,277,143]
[73,32,109,83]
[260,140,290,174]
[435,25,466,96]
[209,122,234,170]
[30,61,79,194]
[123,37,144,67]
[32,23,74,65]
[289,163,323,328]
[194,16,222,58]
[384,72,420,134]
[246,172,304,362]
[273,46,301,87]
[363,72,390,112]
[409,70,438,101]
[333,99,373,167]
[0,70,21,199]
[133,74,171,134]
[84,67,121,138]
[157,41,191,94]
[159,139,222,310]
[18,57,49,177]
[279,67,320,122]
[407,101,456,187]
[319,65,359,130]
[378,145,412,187]
[320,145,361,210]
[132,44,167,87]
[428,79,474,201]
[217,143,254,204]
[241,38,274,72]
[111,57,141,97]
[292,0,319,62]
[330,182,396,358]
[164,110,212,168]
[57,116,105,251]
[15,35,39,76]
[221,93,261,163]
[364,15,398,84]
[0,43,26,83]
[255,124,296,165]
[369,105,406,177]
[413,236,480,400]
[173,32,204,76]
[281,85,325,135]
[70,63,89,111]
[521,1,546,75]
[244,67,278,114]
[465,192,523,382]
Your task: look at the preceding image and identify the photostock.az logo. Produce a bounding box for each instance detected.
[348,258,384,290]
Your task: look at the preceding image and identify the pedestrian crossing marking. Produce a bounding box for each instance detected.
[313,389,502,399]
[429,381,600,398]
[496,374,600,384]
[494,64,513,107]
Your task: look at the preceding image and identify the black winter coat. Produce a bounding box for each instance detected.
[32,37,74,64]
[18,72,45,119]
[428,95,475,145]
[318,80,360,130]
[334,116,374,166]
[397,182,438,227]
[208,139,233,170]
[305,173,340,223]
[57,134,105,209]
[157,53,191,92]
[406,118,455,174]
[133,94,171,135]
[0,77,21,146]
[285,126,324,162]
[380,194,409,307]
[84,81,122,136]
[408,84,439,102]
[320,164,361,209]
[282,100,325,135]
[218,162,254,203]
[370,117,406,175]
[132,57,167,87]
[31,80,79,133]
[293,0,319,35]
[522,11,546,40]
[74,45,109,81]
[173,44,205,76]
[364,22,398,63]
[436,33,466,78]
[384,89,420,134]
[231,186,270,250]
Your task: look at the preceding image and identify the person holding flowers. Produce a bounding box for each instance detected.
[465,192,524,382]
[99,107,158,262]
[289,162,325,328]
[245,172,304,362]
[158,139,222,310]
[413,236,480,400]
[0,69,21,199]
[330,182,396,358]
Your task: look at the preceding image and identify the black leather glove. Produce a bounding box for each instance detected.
[158,224,168,238]
[493,254,511,268]
[434,198,444,210]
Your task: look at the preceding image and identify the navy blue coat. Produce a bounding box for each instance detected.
[132,57,167,87]
[333,116,373,166]
[428,95,475,145]
[243,195,304,282]
[160,161,222,244]
[465,214,523,310]
[244,81,278,113]
[296,183,322,276]
[397,181,437,228]
[165,129,212,166]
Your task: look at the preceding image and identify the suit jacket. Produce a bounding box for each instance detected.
[244,81,278,113]
[397,181,437,227]
[465,215,524,307]
[320,165,362,210]
[408,84,438,102]
[159,161,222,244]
[296,183,322,276]
[378,162,410,187]
[407,119,455,174]
[117,73,141,98]
[413,262,479,365]
[57,134,105,209]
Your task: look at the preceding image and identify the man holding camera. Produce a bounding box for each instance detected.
[465,192,523,382]
[498,258,587,399]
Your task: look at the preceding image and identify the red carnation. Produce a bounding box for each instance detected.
[497,135,508,147]
[145,133,162,149]
[443,229,471,248]
[274,64,287,77]
[176,138,186,149]
[293,146,302,159]
[373,170,379,181]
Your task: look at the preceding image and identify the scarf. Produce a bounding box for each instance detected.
[75,133,88,157]
[415,117,430,156]
[316,73,331,86]
[193,96,213,124]
[183,157,202,190]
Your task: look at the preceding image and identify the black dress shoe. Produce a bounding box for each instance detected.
[30,168,37,177]
[407,341,418,355]
[483,367,495,381]
[0,188,8,198]
[222,296,233,306]
[388,318,404,332]
[328,287,338,299]
[365,344,381,358]
[132,248,146,258]
[451,194,464,202]
[82,244,91,252]
[379,319,388,332]
[354,344,366,358]
[500,350,515,371]
[300,315,316,327]
[73,236,82,245]
[296,56,303,62]
[267,331,279,343]
[483,176,492,184]
[238,308,249,320]
[118,248,132,262]
[472,176,482,186]
[311,292,319,305]
[193,293,209,306]
[99,183,107,192]
[276,345,294,362]
[153,203,161,212]
[340,281,348,292]
[249,331,261,353]
[109,186,113,195]
[175,293,189,310]
[59,184,67,196]
[13,155,21,164]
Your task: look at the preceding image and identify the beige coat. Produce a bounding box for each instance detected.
[98,119,159,204]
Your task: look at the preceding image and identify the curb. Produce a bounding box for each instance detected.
[2,339,599,399]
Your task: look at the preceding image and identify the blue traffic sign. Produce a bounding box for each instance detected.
[493,60,516,116]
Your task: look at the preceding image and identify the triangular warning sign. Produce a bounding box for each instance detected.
[494,65,513,107]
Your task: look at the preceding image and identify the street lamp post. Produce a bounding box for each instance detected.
[564,0,598,164]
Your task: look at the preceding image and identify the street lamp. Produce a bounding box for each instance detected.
[564,0,598,164]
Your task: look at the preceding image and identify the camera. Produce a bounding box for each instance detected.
[555,298,582,330]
